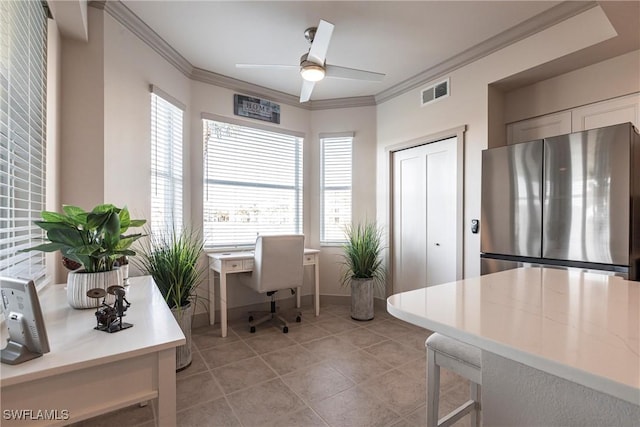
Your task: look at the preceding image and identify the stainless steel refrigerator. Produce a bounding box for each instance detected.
[480,122,640,280]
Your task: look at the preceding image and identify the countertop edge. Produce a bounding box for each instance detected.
[387,299,640,406]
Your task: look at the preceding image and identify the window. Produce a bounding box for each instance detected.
[150,87,184,236]
[0,1,48,283]
[202,116,303,247]
[321,133,353,244]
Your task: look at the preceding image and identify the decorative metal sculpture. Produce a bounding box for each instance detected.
[86,286,133,333]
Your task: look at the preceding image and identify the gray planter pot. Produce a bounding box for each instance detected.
[172,302,194,371]
[350,278,374,321]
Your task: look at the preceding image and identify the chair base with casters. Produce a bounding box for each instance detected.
[248,289,302,334]
[426,333,482,427]
[239,234,305,335]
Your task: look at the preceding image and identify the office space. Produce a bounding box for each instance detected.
[3,0,640,425]
[46,0,639,308]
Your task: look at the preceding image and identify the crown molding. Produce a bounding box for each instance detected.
[90,0,192,78]
[309,96,376,110]
[375,1,598,104]
[91,0,597,109]
[191,67,307,109]
[190,67,376,110]
[90,1,374,110]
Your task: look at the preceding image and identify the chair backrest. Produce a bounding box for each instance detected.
[245,235,305,293]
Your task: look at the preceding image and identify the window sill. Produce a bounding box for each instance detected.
[204,245,254,254]
[320,242,346,248]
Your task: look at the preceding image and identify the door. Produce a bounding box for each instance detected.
[392,137,457,292]
[481,140,543,257]
[543,124,630,264]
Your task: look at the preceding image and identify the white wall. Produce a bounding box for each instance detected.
[60,7,105,209]
[57,4,635,310]
[504,50,640,124]
[58,7,378,313]
[376,5,619,280]
[309,106,378,298]
[102,11,191,221]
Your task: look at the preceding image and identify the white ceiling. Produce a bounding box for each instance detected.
[121,1,566,101]
[116,0,640,100]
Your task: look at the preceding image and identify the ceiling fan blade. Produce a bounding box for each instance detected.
[325,65,385,82]
[307,20,334,65]
[236,64,297,70]
[300,80,315,103]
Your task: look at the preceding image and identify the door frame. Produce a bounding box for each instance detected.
[386,125,466,294]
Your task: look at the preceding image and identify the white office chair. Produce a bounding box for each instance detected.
[426,333,482,427]
[239,235,305,334]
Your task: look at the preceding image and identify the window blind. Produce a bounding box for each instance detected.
[0,1,48,282]
[203,119,303,247]
[321,134,353,244]
[150,90,184,236]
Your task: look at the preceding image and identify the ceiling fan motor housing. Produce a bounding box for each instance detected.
[304,27,317,44]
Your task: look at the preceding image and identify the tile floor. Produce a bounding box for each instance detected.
[75,304,471,427]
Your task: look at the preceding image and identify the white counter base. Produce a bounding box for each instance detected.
[482,351,640,426]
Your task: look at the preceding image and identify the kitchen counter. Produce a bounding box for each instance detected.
[387,267,640,406]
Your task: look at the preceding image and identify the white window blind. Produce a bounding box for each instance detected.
[150,89,184,236]
[0,1,48,282]
[203,118,303,247]
[321,134,353,244]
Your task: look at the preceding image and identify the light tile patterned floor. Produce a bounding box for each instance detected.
[75,304,471,427]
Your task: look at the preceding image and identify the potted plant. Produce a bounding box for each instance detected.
[135,227,204,371]
[340,222,386,320]
[22,204,146,309]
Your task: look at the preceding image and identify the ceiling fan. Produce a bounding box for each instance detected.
[236,20,385,103]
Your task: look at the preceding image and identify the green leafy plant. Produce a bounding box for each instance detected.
[340,222,385,287]
[21,204,146,272]
[135,227,204,309]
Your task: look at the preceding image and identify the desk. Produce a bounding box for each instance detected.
[387,268,640,425]
[208,248,320,337]
[0,277,185,426]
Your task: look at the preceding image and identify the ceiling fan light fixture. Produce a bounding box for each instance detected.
[301,64,325,82]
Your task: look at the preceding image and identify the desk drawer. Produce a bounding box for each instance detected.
[224,260,244,272]
[304,254,316,265]
[243,259,254,270]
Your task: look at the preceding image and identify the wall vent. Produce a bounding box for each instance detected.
[421,78,450,106]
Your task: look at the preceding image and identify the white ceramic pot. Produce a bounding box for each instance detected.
[119,264,129,285]
[66,268,122,309]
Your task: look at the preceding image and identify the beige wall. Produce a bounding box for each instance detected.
[60,7,105,209]
[376,5,618,280]
[310,106,378,298]
[102,12,191,221]
[55,4,634,309]
[57,8,379,312]
[503,50,640,124]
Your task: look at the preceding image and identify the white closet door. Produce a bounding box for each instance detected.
[392,137,458,293]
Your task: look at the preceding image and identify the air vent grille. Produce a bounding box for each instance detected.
[421,78,450,106]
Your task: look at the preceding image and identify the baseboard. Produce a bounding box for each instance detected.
[192,294,388,329]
